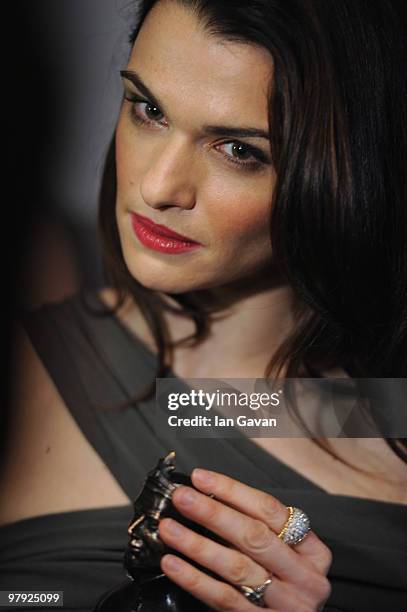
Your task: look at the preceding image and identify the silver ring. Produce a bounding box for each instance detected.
[278,506,311,546]
[236,576,273,607]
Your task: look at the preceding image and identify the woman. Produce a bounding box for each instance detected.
[1,0,406,610]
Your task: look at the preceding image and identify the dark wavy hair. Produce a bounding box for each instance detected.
[91,0,407,462]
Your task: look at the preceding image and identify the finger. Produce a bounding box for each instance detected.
[161,553,278,611]
[260,575,313,611]
[159,519,314,611]
[159,517,270,590]
[191,468,330,572]
[191,469,293,533]
[295,535,333,575]
[171,485,309,583]
[261,573,332,611]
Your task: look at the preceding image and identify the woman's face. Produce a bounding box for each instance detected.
[115,0,276,294]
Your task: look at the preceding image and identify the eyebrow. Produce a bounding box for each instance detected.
[120,69,270,140]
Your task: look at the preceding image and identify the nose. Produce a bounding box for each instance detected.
[140,135,197,211]
[127,513,146,536]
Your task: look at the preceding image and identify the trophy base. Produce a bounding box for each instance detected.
[93,574,212,611]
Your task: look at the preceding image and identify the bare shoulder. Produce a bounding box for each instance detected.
[0,319,129,527]
[98,286,120,307]
[98,285,140,318]
[98,286,139,324]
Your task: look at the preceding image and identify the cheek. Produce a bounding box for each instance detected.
[115,118,142,194]
[205,183,273,248]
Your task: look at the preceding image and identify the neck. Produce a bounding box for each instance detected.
[157,270,299,378]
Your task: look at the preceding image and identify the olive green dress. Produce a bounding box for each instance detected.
[0,288,406,611]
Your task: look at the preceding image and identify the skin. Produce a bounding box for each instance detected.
[115,0,296,377]
[115,1,332,609]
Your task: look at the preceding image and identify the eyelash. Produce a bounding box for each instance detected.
[123,94,267,172]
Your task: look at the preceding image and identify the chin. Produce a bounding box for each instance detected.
[125,262,204,294]
[121,247,243,294]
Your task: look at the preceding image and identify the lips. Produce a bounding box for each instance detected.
[133,212,200,243]
[130,212,203,254]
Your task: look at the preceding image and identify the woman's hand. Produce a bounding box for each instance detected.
[158,468,332,611]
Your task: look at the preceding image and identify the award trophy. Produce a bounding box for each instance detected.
[93,451,228,611]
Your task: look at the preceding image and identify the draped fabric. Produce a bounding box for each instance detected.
[1,288,406,611]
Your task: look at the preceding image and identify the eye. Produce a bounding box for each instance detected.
[216,141,267,171]
[124,94,167,128]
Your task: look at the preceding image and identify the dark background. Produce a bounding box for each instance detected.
[4,1,136,453]
[11,1,133,305]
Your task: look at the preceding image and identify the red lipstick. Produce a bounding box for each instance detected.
[130,212,202,254]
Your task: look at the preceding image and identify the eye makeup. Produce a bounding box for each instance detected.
[120,72,272,173]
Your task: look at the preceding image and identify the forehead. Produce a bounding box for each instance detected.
[127,0,273,130]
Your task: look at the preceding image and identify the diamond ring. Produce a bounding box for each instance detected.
[237,576,273,607]
[277,506,311,546]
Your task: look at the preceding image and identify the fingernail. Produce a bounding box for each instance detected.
[163,519,183,536]
[177,487,197,505]
[163,554,181,572]
[193,468,214,485]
